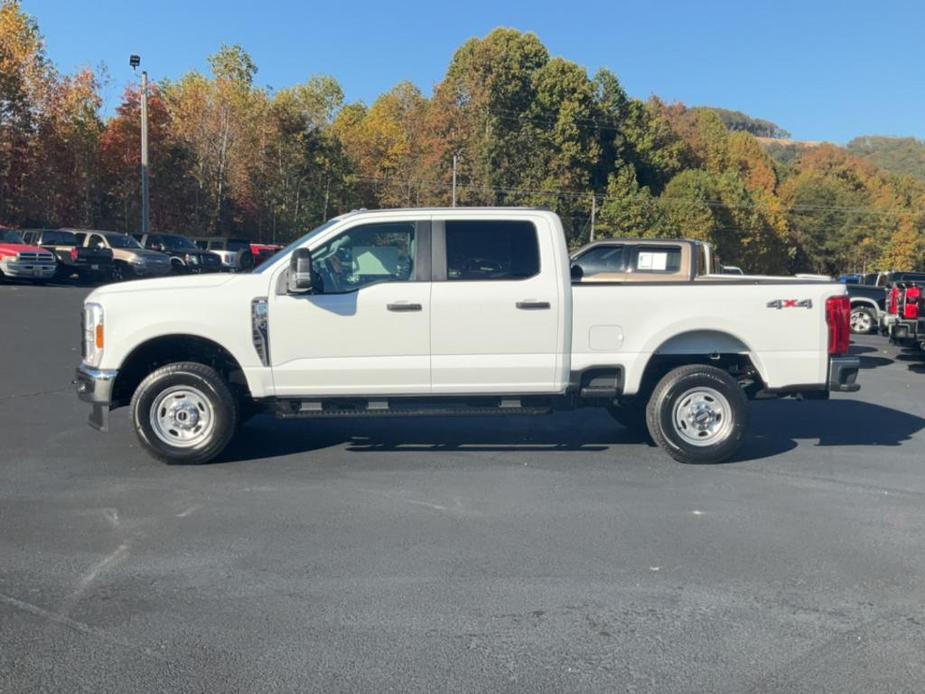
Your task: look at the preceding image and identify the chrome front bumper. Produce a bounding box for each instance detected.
[75,364,118,431]
[0,261,56,278]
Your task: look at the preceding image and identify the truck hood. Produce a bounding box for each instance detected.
[0,242,52,258]
[87,271,239,299]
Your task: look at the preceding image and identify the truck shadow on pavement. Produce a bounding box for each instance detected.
[219,399,925,465]
[733,399,925,462]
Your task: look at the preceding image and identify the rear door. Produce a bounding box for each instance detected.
[429,219,560,394]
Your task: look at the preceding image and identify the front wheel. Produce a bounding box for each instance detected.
[849,306,876,334]
[130,362,237,464]
[645,365,748,464]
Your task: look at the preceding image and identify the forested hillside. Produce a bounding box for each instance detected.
[1,1,922,273]
[847,136,925,182]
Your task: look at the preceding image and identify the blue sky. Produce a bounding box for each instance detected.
[24,0,924,143]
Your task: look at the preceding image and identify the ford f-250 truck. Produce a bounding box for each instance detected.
[75,208,859,465]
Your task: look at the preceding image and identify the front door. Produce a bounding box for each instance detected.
[270,220,431,396]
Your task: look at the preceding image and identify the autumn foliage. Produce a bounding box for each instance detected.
[0,2,922,273]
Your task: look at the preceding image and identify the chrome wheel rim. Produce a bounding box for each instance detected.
[672,387,733,447]
[149,386,215,448]
[850,309,871,333]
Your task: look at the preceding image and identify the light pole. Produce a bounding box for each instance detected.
[130,54,149,235]
[452,153,458,207]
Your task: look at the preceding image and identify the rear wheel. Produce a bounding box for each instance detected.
[849,305,876,334]
[645,364,748,464]
[111,261,132,282]
[131,362,237,464]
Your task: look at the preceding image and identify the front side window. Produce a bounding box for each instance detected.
[43,230,77,246]
[572,245,626,277]
[311,222,415,293]
[445,221,539,281]
[633,246,682,273]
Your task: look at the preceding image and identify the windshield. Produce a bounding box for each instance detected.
[0,230,24,244]
[106,233,143,249]
[162,235,198,250]
[42,230,77,246]
[253,218,342,274]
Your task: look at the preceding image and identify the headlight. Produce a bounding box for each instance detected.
[83,303,104,367]
[130,256,146,265]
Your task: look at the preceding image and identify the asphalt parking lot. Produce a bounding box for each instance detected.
[1,281,925,693]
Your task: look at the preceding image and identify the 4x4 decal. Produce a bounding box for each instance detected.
[767,299,813,309]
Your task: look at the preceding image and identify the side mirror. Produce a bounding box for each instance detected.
[287,248,315,294]
[570,264,584,281]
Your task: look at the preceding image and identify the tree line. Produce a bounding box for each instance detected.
[1,1,922,273]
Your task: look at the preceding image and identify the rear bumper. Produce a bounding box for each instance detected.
[74,364,118,431]
[889,318,923,345]
[829,356,860,392]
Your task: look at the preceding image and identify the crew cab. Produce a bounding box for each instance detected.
[133,233,223,274]
[0,230,57,283]
[21,228,113,281]
[75,208,859,466]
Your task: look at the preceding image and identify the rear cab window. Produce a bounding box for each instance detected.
[632,245,682,274]
[443,220,539,281]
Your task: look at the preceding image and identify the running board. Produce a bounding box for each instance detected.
[272,398,552,419]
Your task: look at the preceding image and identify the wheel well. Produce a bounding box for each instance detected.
[850,299,877,311]
[111,335,249,407]
[631,331,765,403]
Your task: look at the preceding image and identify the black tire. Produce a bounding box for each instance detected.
[238,251,254,272]
[130,362,237,464]
[849,305,876,335]
[645,364,748,464]
[111,261,132,282]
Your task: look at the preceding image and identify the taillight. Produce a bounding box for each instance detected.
[888,287,899,314]
[70,246,79,262]
[904,286,922,320]
[826,295,851,356]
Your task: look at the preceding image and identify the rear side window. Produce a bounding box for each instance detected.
[633,246,682,273]
[573,245,626,277]
[445,221,539,281]
[43,230,77,246]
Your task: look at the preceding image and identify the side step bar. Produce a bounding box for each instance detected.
[272,398,552,419]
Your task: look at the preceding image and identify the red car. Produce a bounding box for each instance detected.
[0,229,57,283]
[251,243,282,267]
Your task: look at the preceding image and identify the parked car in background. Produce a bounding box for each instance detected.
[21,228,113,282]
[75,230,172,281]
[872,272,925,335]
[192,237,254,272]
[133,233,223,274]
[885,281,925,349]
[0,230,56,283]
[251,243,283,267]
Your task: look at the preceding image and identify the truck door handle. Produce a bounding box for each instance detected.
[387,302,422,312]
[516,301,551,310]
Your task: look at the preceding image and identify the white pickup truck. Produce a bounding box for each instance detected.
[75,208,859,465]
